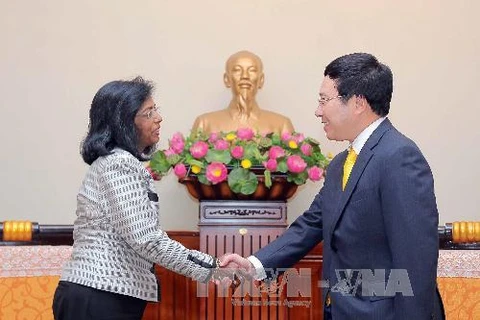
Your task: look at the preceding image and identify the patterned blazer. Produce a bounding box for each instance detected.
[61,149,212,301]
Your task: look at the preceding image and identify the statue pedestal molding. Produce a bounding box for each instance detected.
[198,200,288,257]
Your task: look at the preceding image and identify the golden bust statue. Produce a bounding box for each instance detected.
[192,50,294,135]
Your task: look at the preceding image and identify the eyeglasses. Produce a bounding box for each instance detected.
[136,106,160,120]
[318,95,343,107]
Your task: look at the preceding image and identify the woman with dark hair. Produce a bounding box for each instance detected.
[53,77,220,320]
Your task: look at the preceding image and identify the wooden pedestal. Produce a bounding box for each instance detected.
[199,201,288,257]
[197,200,322,319]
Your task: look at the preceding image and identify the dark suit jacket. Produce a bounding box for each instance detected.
[254,119,444,319]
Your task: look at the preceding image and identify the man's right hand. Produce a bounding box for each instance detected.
[219,253,253,271]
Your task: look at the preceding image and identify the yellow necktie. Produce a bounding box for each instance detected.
[342,147,357,190]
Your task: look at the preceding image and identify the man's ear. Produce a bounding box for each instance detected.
[355,95,368,114]
[258,73,265,89]
[223,73,231,88]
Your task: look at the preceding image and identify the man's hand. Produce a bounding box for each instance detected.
[219,253,254,273]
[214,253,255,291]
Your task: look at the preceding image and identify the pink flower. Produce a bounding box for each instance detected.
[281,132,292,142]
[268,146,285,159]
[286,155,307,173]
[169,132,185,154]
[214,139,229,150]
[190,141,209,159]
[294,133,305,143]
[164,148,175,157]
[237,128,254,141]
[208,132,220,143]
[173,163,187,178]
[206,162,228,184]
[300,143,312,156]
[263,158,278,171]
[231,146,244,159]
[308,166,324,181]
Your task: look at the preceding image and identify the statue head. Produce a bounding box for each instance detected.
[223,50,265,104]
[191,50,294,134]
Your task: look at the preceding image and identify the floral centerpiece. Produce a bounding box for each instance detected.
[148,128,329,200]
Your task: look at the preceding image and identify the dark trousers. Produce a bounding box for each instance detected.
[53,281,148,320]
[324,305,332,320]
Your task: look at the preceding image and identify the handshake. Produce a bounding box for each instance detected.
[188,252,295,297]
[188,252,256,285]
[211,253,257,290]
[188,252,273,293]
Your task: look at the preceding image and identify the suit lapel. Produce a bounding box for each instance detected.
[328,119,394,249]
[331,150,347,192]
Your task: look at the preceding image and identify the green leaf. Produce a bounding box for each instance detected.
[276,160,288,173]
[290,172,308,185]
[205,149,232,164]
[186,158,205,168]
[197,174,211,185]
[258,136,272,148]
[227,167,258,195]
[185,153,195,163]
[252,148,265,164]
[166,154,181,165]
[271,134,281,145]
[150,151,172,174]
[243,143,260,163]
[190,130,208,141]
[264,170,272,188]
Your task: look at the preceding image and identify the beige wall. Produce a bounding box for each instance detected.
[1,1,478,229]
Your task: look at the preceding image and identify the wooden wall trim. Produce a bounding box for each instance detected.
[1,222,478,249]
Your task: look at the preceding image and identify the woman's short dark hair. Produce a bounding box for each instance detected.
[324,53,393,117]
[81,76,155,165]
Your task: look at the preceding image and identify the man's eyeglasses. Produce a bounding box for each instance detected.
[136,107,160,120]
[318,95,343,107]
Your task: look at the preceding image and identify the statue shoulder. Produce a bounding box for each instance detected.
[192,109,231,133]
[259,109,295,132]
[194,109,230,120]
[260,109,291,121]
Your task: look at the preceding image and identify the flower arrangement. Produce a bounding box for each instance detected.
[149,128,329,196]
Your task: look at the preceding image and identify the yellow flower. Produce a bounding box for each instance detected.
[288,140,298,149]
[241,159,252,169]
[191,165,201,174]
[226,133,237,141]
[327,152,334,160]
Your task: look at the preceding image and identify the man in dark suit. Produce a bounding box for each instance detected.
[221,53,445,319]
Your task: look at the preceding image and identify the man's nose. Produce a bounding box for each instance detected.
[241,69,249,79]
[315,105,323,118]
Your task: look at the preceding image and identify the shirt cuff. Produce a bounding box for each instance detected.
[247,255,266,280]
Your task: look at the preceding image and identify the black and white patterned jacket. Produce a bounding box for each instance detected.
[60,149,213,301]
